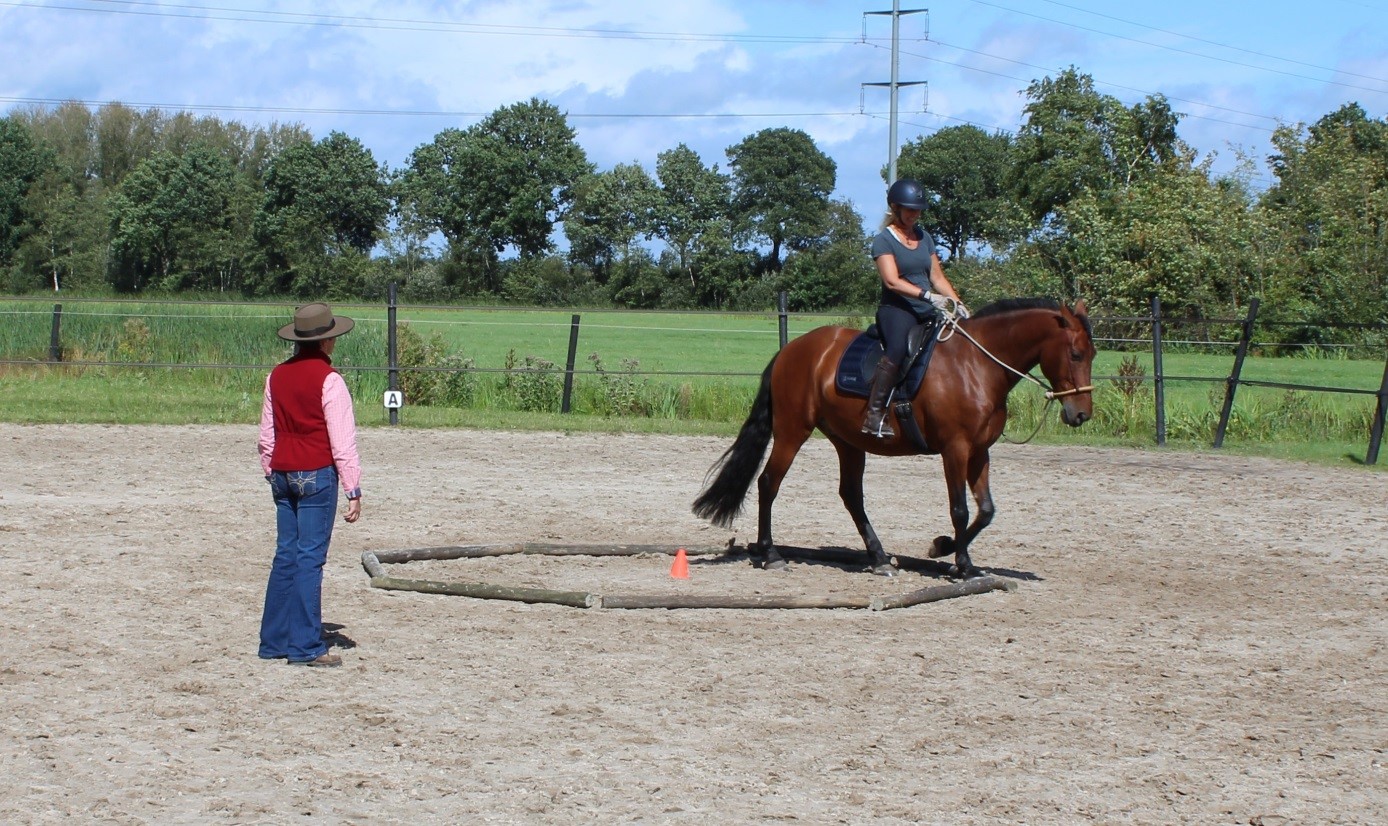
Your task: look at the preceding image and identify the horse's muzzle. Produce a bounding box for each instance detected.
[1061,407,1091,427]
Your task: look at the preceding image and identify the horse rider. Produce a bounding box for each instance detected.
[863,178,969,439]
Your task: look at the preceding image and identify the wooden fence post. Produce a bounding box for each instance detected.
[387,283,399,426]
[1366,351,1388,465]
[49,303,63,362]
[778,291,789,350]
[1150,294,1166,446]
[1214,298,1260,448]
[561,313,581,414]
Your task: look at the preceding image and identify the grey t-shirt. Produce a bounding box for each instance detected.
[871,225,938,316]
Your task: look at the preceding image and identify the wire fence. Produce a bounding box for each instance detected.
[2,292,1386,463]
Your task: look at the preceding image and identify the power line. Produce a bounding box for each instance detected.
[863,3,929,183]
[11,0,1387,100]
[3,2,1365,146]
[969,0,1388,96]
[927,38,1285,124]
[1032,0,1388,84]
[0,95,869,120]
[870,42,1284,134]
[5,0,871,44]
[939,48,1284,129]
[11,1,1384,105]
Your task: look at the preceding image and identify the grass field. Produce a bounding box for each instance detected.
[2,297,1384,468]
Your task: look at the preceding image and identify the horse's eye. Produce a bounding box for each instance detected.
[1070,350,1084,362]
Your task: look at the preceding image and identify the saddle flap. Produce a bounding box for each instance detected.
[907,322,931,356]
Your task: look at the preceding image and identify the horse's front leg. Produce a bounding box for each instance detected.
[930,446,993,577]
[956,450,996,573]
[830,438,895,576]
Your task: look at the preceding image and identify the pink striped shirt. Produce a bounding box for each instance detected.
[258,371,363,495]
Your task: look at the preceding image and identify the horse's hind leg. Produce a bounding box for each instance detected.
[830,437,895,577]
[755,426,813,571]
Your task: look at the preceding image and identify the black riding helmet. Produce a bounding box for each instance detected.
[886,178,927,210]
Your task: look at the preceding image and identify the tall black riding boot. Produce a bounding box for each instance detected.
[861,357,898,438]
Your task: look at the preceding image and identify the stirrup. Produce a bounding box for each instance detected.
[861,412,895,439]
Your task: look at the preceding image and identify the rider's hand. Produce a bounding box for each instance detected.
[924,291,952,311]
[955,303,971,320]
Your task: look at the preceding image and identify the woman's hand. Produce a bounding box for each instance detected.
[344,498,362,523]
[923,290,952,311]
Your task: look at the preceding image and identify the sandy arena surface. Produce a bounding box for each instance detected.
[0,423,1384,824]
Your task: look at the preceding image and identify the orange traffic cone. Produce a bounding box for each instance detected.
[670,548,690,579]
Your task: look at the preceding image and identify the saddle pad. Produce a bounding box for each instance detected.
[834,323,939,399]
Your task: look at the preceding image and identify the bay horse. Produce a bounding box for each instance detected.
[692,298,1096,577]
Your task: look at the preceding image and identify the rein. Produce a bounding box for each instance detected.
[937,310,1095,400]
[936,310,1094,446]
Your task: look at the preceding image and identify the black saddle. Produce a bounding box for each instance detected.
[834,318,941,400]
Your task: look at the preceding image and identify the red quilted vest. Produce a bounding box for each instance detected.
[268,351,336,471]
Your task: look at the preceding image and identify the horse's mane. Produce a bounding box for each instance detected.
[970,297,1092,337]
[970,297,1062,318]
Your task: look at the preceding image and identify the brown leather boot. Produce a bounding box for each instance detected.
[860,357,898,438]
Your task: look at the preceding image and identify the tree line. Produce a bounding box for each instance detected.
[1,68,1384,334]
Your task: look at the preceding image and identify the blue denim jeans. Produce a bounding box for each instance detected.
[259,466,338,662]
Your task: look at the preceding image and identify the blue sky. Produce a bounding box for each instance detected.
[3,0,1387,230]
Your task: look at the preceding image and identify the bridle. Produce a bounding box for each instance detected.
[936,305,1095,400]
[935,306,1095,444]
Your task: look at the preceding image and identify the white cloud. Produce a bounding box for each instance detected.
[3,0,1386,227]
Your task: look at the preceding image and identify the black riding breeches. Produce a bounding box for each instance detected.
[876,301,930,369]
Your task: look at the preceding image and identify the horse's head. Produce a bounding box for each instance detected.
[1039,300,1097,427]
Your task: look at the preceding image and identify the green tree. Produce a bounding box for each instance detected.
[500,254,604,307]
[1259,103,1388,326]
[18,166,110,293]
[9,103,114,291]
[398,98,592,292]
[93,103,165,187]
[565,162,660,282]
[0,117,53,270]
[652,144,732,293]
[666,224,755,309]
[726,127,836,272]
[895,125,1021,258]
[108,146,239,291]
[605,247,666,309]
[1012,68,1180,223]
[16,102,98,189]
[779,198,877,310]
[1057,157,1259,316]
[251,131,389,296]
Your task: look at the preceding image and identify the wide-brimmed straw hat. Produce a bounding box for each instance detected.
[278,302,355,342]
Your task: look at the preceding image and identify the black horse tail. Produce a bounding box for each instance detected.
[691,354,777,528]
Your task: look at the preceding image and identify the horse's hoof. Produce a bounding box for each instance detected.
[872,563,899,578]
[928,536,953,559]
[763,559,788,572]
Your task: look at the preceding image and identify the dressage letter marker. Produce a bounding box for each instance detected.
[383,390,403,409]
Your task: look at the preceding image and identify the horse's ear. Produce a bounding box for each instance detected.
[1073,299,1088,317]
